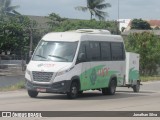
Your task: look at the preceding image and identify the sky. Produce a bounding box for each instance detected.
[12,0,160,20]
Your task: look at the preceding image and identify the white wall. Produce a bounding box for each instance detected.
[118,19,131,32]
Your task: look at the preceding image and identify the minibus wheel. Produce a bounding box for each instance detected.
[132,81,140,92]
[102,87,108,95]
[67,82,78,99]
[108,79,116,95]
[78,91,83,95]
[28,90,38,98]
[102,79,116,95]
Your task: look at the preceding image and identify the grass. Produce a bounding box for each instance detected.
[0,81,25,92]
[140,76,160,82]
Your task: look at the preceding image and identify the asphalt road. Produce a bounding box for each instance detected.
[0,81,160,120]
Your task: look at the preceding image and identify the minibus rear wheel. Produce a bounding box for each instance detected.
[102,79,116,95]
[28,90,38,98]
[108,79,116,95]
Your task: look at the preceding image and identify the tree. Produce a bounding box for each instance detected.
[131,19,151,30]
[0,13,42,60]
[0,0,20,16]
[0,1,45,61]
[125,32,160,75]
[53,19,118,34]
[46,13,67,30]
[75,0,111,20]
[0,16,28,57]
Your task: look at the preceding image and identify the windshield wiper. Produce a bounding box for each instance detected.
[35,55,47,59]
[48,55,68,61]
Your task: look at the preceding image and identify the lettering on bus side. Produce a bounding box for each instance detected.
[97,68,110,77]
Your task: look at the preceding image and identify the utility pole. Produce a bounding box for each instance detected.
[28,20,34,58]
[29,27,33,58]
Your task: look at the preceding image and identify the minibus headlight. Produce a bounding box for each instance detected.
[56,67,74,77]
[56,71,67,76]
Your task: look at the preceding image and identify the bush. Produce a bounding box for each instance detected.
[125,32,160,75]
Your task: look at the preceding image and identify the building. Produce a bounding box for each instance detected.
[149,20,160,29]
[118,19,131,32]
[124,19,160,32]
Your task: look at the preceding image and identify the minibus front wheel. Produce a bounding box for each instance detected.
[28,90,38,98]
[67,81,79,99]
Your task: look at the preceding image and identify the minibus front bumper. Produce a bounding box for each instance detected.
[25,80,71,94]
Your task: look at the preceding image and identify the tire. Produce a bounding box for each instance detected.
[102,87,108,95]
[67,82,79,99]
[132,81,140,92]
[102,80,116,95]
[78,91,83,95]
[28,90,38,98]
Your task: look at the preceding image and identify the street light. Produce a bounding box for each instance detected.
[117,0,120,34]
[118,0,119,21]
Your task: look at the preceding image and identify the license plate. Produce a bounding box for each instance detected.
[37,88,46,92]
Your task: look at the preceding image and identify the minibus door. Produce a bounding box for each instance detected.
[78,41,91,90]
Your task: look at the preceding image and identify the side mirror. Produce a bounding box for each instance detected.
[78,53,86,62]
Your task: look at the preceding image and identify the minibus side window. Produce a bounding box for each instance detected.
[88,42,100,61]
[100,42,111,61]
[111,42,124,61]
[77,41,88,63]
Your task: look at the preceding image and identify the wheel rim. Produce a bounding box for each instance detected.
[136,83,140,91]
[71,86,77,96]
[111,85,115,93]
[110,81,116,93]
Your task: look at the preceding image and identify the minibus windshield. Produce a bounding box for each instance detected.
[32,40,78,62]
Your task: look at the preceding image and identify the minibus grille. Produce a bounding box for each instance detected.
[32,71,53,82]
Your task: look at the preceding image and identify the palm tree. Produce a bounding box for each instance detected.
[75,0,111,20]
[0,0,20,15]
